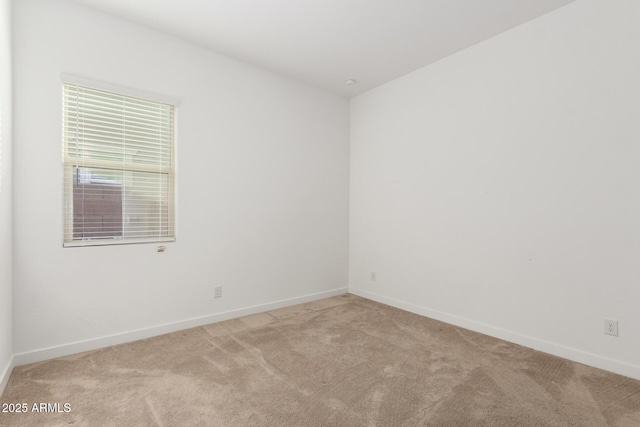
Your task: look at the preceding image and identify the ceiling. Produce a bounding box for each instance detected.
[72,0,577,97]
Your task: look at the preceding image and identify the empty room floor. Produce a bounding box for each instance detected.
[1,294,639,426]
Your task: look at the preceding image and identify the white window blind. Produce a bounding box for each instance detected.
[63,83,175,246]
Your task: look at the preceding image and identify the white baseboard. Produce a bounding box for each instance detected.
[0,355,15,397]
[13,287,348,367]
[350,287,640,381]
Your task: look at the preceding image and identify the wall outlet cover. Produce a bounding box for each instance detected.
[604,318,618,336]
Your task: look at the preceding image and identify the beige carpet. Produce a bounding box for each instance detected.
[1,294,639,426]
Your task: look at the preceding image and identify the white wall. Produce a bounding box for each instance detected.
[350,0,640,380]
[12,0,349,361]
[0,0,14,394]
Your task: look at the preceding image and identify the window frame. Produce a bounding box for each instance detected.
[61,75,178,247]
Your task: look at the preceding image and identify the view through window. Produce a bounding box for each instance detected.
[63,83,175,246]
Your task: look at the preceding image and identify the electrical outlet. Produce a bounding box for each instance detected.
[214,286,222,299]
[371,272,376,281]
[604,318,618,336]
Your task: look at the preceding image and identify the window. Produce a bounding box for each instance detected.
[63,82,175,246]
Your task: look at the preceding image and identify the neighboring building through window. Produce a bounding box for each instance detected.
[63,82,175,246]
